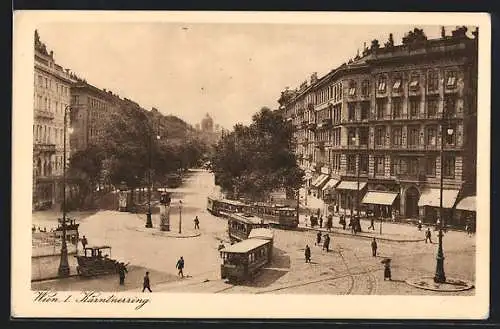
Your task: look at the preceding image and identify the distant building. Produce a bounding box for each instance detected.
[70,82,121,153]
[33,30,76,210]
[201,113,214,132]
[279,27,478,227]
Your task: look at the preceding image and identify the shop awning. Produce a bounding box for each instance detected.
[311,174,329,188]
[362,191,399,206]
[418,189,460,208]
[322,179,339,192]
[336,180,367,191]
[455,196,476,212]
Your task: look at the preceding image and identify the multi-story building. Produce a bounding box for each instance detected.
[33,30,76,210]
[70,81,121,154]
[279,26,478,227]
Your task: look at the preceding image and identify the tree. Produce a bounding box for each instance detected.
[68,145,104,208]
[211,107,304,201]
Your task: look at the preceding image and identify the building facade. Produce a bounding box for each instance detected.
[70,82,121,154]
[33,30,75,210]
[279,27,478,227]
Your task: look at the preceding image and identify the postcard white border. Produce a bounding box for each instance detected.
[12,11,491,319]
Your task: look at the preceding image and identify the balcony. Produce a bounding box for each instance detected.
[396,172,426,182]
[406,144,425,151]
[443,143,463,151]
[317,118,332,128]
[307,122,317,131]
[307,103,315,111]
[374,143,391,150]
[301,120,309,129]
[34,143,56,153]
[346,143,369,150]
[315,141,325,149]
[34,109,55,120]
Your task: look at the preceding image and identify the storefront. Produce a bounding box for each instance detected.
[310,174,329,198]
[335,180,367,216]
[361,191,400,219]
[417,188,460,225]
[455,195,476,230]
[321,178,339,201]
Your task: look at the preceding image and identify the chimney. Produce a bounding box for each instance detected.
[103,88,107,92]
[50,51,53,57]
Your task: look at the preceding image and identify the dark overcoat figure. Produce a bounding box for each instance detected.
[142,271,152,292]
[382,259,392,280]
[176,256,185,278]
[316,232,322,246]
[118,262,128,285]
[323,234,331,252]
[371,238,378,257]
[425,228,432,243]
[319,216,323,228]
[305,245,311,263]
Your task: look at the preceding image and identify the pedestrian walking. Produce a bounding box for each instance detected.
[176,256,185,278]
[194,216,200,230]
[326,215,332,232]
[118,262,128,285]
[368,217,375,230]
[81,235,88,250]
[340,215,346,230]
[316,231,322,246]
[323,234,331,252]
[382,258,392,281]
[305,245,311,263]
[142,271,152,292]
[371,238,378,257]
[319,216,323,228]
[425,227,432,243]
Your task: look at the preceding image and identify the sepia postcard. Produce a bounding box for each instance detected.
[12,11,490,319]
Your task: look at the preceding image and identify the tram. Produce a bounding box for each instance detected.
[207,197,246,217]
[220,227,274,283]
[207,197,299,229]
[227,212,268,243]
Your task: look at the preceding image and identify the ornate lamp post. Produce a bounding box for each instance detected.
[352,136,361,218]
[434,123,453,284]
[58,105,77,278]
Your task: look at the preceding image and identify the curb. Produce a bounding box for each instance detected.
[31,274,79,283]
[405,276,475,292]
[298,226,424,243]
[133,227,201,238]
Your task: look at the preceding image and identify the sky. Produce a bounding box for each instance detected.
[36,23,473,129]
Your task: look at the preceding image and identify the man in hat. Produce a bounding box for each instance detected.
[323,234,331,252]
[142,271,152,292]
[382,258,392,281]
[425,227,432,244]
[371,238,378,257]
[316,231,322,246]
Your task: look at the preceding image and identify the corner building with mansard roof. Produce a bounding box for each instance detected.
[278,27,478,227]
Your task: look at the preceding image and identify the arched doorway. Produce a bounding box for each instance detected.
[405,186,420,218]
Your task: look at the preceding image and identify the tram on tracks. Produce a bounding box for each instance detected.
[227,212,268,243]
[220,227,274,283]
[207,197,299,229]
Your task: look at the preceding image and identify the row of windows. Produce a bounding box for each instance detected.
[371,124,457,146]
[36,74,70,96]
[33,124,65,146]
[287,69,461,115]
[34,155,64,177]
[340,154,457,179]
[35,94,68,114]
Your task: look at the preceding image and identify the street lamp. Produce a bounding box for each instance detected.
[352,136,361,218]
[178,199,183,234]
[434,124,453,283]
[58,105,77,278]
[145,121,161,229]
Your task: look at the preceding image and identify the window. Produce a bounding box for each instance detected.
[426,157,436,177]
[409,73,420,90]
[408,158,419,175]
[376,99,386,119]
[444,97,456,116]
[375,156,385,175]
[443,155,455,178]
[361,102,369,120]
[427,97,438,117]
[409,98,420,117]
[428,70,439,91]
[360,155,368,173]
[426,126,437,146]
[392,75,402,92]
[348,81,357,96]
[361,80,370,97]
[377,76,387,93]
[392,127,402,146]
[446,71,458,89]
[45,78,48,88]
[347,129,356,145]
[444,125,456,145]
[38,75,43,86]
[408,126,420,146]
[348,103,356,121]
[392,98,402,118]
[347,155,356,173]
[359,127,369,145]
[391,157,402,175]
[375,126,385,146]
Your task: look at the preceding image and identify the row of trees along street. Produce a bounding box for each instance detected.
[67,103,211,210]
[210,107,304,202]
